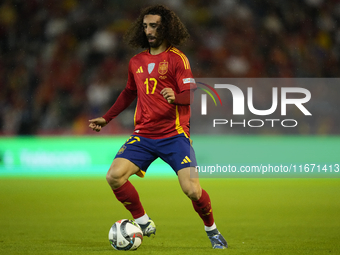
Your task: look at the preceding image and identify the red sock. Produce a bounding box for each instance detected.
[192,189,214,227]
[112,180,145,219]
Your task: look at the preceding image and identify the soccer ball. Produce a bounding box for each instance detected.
[108,219,143,250]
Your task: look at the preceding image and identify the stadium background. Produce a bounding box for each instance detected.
[1,0,340,136]
[0,1,339,254]
[1,0,340,176]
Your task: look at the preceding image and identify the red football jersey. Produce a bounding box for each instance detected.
[126,46,196,139]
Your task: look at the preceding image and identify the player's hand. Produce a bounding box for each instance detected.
[89,117,107,132]
[160,88,175,104]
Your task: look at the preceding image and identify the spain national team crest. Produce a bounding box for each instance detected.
[158,61,168,75]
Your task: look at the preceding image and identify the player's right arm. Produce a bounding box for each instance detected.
[88,60,137,132]
[89,117,107,132]
[88,87,137,132]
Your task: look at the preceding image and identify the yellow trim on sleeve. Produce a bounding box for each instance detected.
[170,48,190,70]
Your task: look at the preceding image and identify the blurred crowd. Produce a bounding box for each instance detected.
[0,0,339,135]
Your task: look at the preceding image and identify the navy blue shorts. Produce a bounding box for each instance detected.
[115,133,197,177]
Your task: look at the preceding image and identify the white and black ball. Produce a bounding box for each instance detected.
[108,219,143,251]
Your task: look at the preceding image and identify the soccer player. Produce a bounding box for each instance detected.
[89,5,227,249]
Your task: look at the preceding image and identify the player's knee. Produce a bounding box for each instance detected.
[184,187,202,201]
[106,168,124,189]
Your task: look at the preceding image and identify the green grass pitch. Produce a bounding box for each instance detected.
[0,177,339,254]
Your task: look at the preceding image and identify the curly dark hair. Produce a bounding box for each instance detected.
[124,5,190,48]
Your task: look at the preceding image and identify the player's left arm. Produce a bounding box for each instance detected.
[160,88,193,105]
[160,51,196,105]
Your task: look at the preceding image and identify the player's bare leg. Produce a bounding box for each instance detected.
[106,158,156,236]
[178,167,228,249]
[106,158,140,189]
[178,166,202,200]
